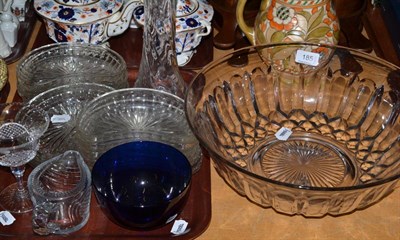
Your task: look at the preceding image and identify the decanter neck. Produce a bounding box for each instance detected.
[135,0,186,99]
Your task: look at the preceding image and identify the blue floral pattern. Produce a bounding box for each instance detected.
[132,0,213,55]
[58,7,75,20]
[35,0,122,24]
[45,19,107,44]
[133,0,213,32]
[133,5,143,22]
[54,24,68,42]
[185,18,199,28]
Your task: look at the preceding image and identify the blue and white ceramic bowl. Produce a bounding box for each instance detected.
[34,0,142,44]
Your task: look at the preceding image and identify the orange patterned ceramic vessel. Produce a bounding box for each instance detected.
[237,0,339,45]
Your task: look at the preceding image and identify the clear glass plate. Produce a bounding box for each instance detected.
[28,82,115,166]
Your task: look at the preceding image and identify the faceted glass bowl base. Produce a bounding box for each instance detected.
[249,134,357,188]
[0,181,33,213]
[185,43,400,216]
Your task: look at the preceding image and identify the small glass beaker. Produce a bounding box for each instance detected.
[27,150,91,235]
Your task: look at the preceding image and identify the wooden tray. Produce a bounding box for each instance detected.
[1,73,212,239]
[4,2,37,64]
[1,73,212,238]
[32,21,214,70]
[0,153,211,239]
[0,82,10,103]
[0,26,213,238]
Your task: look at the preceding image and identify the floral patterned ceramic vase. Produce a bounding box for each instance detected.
[237,0,339,45]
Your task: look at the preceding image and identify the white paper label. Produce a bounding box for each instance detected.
[275,127,292,141]
[0,211,15,226]
[51,114,71,123]
[295,50,320,66]
[170,219,188,235]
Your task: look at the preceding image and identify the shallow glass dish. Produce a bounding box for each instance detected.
[185,42,400,217]
[28,82,115,166]
[17,43,128,101]
[76,88,202,172]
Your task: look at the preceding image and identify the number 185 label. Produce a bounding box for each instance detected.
[295,49,320,67]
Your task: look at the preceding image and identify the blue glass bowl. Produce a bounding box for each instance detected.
[91,141,192,229]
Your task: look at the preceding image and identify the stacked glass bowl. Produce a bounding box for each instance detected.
[27,83,115,166]
[17,43,128,101]
[76,88,203,173]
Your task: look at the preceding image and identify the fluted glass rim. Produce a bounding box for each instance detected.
[28,82,116,105]
[185,41,400,192]
[79,87,185,119]
[17,41,125,62]
[17,42,127,73]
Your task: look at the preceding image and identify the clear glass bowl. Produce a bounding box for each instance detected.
[28,83,115,166]
[76,88,202,172]
[185,42,400,217]
[17,43,128,101]
[28,150,91,235]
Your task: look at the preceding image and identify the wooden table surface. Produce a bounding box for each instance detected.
[3,21,400,240]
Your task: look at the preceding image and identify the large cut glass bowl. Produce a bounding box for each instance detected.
[185,42,400,217]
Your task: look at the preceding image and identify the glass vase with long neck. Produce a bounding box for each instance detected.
[134,0,186,99]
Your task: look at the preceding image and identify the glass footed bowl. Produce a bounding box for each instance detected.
[17,42,128,101]
[76,88,202,172]
[185,42,400,217]
[28,82,115,167]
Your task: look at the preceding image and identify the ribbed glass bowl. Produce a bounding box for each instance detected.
[76,88,202,172]
[185,42,400,217]
[28,83,115,167]
[17,43,128,101]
